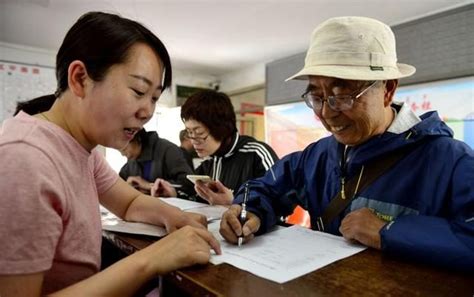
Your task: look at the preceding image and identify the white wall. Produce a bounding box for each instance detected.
[163,69,218,107]
[0,42,56,67]
[145,106,184,145]
[218,64,267,141]
[219,63,265,93]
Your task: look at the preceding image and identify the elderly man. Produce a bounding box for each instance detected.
[220,16,474,270]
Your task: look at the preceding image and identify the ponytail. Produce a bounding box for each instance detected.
[14,94,56,116]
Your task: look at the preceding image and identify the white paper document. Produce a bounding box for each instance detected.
[185,205,228,222]
[101,207,167,237]
[210,225,367,283]
[160,197,228,222]
[100,199,226,237]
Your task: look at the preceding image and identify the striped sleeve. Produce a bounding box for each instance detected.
[239,142,276,170]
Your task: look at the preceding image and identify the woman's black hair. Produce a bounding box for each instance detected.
[16,11,172,115]
[14,94,56,116]
[181,90,237,141]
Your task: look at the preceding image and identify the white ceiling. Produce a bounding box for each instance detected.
[0,0,470,76]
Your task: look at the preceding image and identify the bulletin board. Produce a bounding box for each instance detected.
[0,60,56,123]
[394,76,474,146]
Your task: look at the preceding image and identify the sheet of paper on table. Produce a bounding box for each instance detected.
[158,197,208,210]
[101,206,167,237]
[209,224,367,284]
[100,199,227,236]
[159,198,228,222]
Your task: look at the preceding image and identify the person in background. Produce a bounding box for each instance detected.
[119,128,193,196]
[220,16,474,271]
[0,11,220,297]
[170,89,279,205]
[179,128,199,169]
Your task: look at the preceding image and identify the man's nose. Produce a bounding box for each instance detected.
[319,99,339,118]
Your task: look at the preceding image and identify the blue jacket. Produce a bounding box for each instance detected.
[234,111,474,271]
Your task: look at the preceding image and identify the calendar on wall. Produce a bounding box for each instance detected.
[0,61,56,123]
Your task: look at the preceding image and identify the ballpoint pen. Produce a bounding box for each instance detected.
[238,182,249,247]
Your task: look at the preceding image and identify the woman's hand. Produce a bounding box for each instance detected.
[150,178,177,197]
[126,176,152,194]
[141,226,221,275]
[161,203,207,233]
[195,180,233,205]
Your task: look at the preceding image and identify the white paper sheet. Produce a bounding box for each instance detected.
[185,205,228,222]
[101,208,167,237]
[210,225,367,283]
[159,197,228,222]
[100,199,226,237]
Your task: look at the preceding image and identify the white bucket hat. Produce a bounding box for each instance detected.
[287,16,416,81]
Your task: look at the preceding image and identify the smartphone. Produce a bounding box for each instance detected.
[186,175,213,184]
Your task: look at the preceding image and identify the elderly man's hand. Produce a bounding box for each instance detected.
[339,207,386,249]
[219,205,261,244]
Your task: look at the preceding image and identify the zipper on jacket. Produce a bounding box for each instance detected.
[340,146,349,199]
[341,178,346,199]
[212,156,217,180]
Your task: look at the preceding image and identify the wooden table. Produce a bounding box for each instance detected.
[103,231,474,297]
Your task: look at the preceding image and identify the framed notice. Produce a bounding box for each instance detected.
[0,60,56,123]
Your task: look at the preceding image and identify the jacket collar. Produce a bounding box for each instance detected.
[213,132,240,158]
[387,101,422,134]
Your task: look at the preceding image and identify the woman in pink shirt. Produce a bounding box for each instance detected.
[0,11,220,296]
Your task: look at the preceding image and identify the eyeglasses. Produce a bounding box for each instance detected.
[185,129,210,143]
[301,81,378,112]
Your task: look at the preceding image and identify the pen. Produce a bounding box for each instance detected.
[148,181,182,189]
[238,182,249,247]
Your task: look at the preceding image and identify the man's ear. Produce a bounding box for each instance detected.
[67,60,90,98]
[383,79,399,107]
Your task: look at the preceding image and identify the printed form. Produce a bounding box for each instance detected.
[210,225,367,283]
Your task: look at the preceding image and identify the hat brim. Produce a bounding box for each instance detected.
[286,63,416,81]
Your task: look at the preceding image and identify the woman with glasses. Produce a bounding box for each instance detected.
[177,90,279,205]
